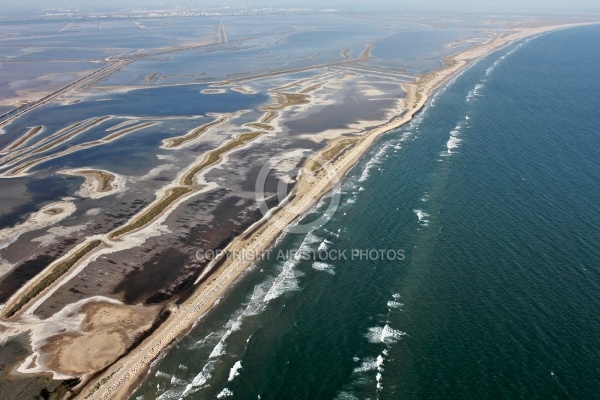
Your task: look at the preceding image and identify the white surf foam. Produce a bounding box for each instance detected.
[366,324,407,344]
[357,143,390,183]
[228,361,242,381]
[263,258,304,302]
[334,392,360,400]
[413,209,430,226]
[446,136,462,153]
[353,357,377,373]
[387,300,403,309]
[342,180,358,191]
[209,341,226,359]
[345,197,357,205]
[244,278,273,316]
[155,370,171,379]
[180,360,216,396]
[486,39,530,77]
[312,261,336,275]
[376,353,385,371]
[400,131,413,141]
[156,389,180,400]
[466,82,485,101]
[317,239,332,252]
[217,388,234,398]
[381,324,407,343]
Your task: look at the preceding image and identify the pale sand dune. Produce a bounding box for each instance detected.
[1,296,159,379]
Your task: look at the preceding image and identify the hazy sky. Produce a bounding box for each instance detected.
[5,0,600,12]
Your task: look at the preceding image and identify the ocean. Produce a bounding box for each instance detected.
[132,25,600,399]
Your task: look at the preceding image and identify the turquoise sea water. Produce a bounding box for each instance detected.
[133,25,600,399]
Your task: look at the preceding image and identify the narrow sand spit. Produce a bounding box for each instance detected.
[2,121,159,177]
[106,119,138,132]
[162,111,247,149]
[60,168,125,199]
[230,85,256,94]
[200,88,227,94]
[77,22,599,400]
[0,116,112,166]
[1,125,45,153]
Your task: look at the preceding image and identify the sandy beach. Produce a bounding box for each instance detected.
[74,21,597,400]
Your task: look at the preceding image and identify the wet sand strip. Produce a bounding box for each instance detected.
[359,42,374,60]
[181,131,263,186]
[162,113,241,149]
[3,122,158,177]
[299,83,325,94]
[0,116,112,169]
[145,72,159,83]
[3,240,102,318]
[261,112,278,124]
[108,187,193,239]
[104,121,158,141]
[271,71,337,92]
[0,118,91,163]
[106,120,138,132]
[31,116,113,155]
[2,126,44,152]
[230,86,255,94]
[335,65,416,81]
[218,59,350,86]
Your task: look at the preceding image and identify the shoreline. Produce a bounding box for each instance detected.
[59,168,125,199]
[80,21,599,400]
[7,21,591,399]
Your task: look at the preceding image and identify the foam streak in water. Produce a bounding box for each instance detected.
[228,361,242,381]
[366,324,407,344]
[312,261,336,275]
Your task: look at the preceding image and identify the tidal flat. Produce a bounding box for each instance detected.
[0,9,593,399]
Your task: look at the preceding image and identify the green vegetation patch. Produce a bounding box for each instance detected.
[5,240,102,318]
[165,116,228,148]
[182,131,262,186]
[311,139,357,172]
[109,187,193,239]
[245,122,274,131]
[262,92,310,111]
